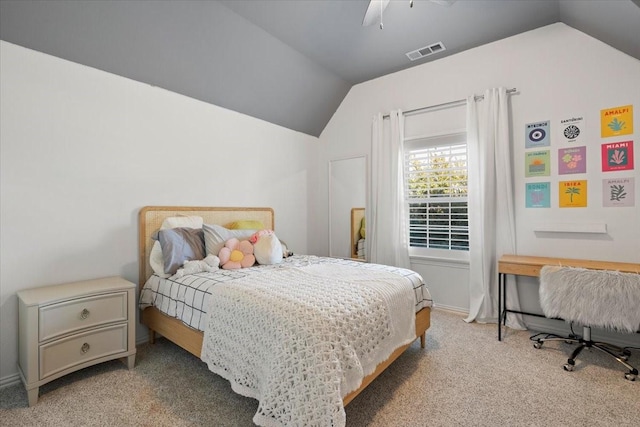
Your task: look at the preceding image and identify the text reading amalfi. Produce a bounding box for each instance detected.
[604,108,629,116]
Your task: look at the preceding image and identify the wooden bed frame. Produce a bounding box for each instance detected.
[138,206,430,406]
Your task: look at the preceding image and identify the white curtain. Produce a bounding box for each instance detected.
[465,88,524,329]
[367,111,411,268]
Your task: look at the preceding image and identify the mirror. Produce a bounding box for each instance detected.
[329,156,366,259]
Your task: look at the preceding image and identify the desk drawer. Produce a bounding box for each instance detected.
[39,323,127,379]
[39,292,127,341]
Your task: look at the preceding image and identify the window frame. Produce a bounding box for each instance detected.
[404,131,470,262]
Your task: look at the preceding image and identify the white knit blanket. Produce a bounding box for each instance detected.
[200,263,416,427]
[540,265,640,333]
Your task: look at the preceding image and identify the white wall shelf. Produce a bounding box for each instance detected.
[533,223,608,234]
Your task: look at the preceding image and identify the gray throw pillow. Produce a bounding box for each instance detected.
[155,227,205,275]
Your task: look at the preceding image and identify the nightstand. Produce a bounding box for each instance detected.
[17,276,137,406]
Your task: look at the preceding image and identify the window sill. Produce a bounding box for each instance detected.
[409,255,470,267]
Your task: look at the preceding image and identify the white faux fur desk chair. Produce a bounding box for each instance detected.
[533,265,640,381]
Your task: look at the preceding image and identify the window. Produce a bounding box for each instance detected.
[404,132,469,259]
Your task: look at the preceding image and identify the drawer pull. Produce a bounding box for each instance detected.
[81,343,90,354]
[80,308,90,319]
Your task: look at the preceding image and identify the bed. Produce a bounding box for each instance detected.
[138,206,432,426]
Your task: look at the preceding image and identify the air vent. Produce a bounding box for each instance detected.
[406,42,446,61]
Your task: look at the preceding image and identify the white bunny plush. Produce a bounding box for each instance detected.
[174,254,220,278]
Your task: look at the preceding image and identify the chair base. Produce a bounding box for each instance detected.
[532,326,638,381]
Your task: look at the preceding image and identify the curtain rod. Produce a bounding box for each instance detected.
[383,87,517,119]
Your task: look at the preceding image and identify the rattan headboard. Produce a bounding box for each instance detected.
[138,206,274,288]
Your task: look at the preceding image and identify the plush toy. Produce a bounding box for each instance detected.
[249,229,274,244]
[219,238,255,269]
[280,240,293,258]
[174,254,220,278]
[250,230,284,265]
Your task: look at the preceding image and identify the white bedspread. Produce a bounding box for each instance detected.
[200,263,417,427]
[139,255,431,331]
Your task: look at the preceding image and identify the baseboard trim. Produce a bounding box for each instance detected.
[136,333,149,347]
[432,304,469,317]
[0,373,21,389]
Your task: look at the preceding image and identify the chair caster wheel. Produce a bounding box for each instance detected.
[533,342,542,349]
[624,373,636,381]
[563,363,574,372]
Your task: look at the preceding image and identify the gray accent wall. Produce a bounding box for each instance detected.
[0,0,350,137]
[2,1,638,138]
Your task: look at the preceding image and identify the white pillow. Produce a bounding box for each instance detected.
[150,216,204,277]
[203,223,257,257]
[254,233,283,265]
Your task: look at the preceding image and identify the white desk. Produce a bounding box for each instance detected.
[497,255,640,341]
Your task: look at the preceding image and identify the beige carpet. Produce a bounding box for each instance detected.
[1,309,638,426]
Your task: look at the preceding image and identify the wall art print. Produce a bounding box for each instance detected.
[559,116,584,144]
[559,180,587,208]
[601,140,634,172]
[525,120,550,148]
[603,177,635,207]
[525,182,551,208]
[558,146,586,175]
[600,105,633,138]
[525,150,550,177]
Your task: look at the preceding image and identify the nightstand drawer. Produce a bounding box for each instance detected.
[39,323,127,380]
[39,292,127,342]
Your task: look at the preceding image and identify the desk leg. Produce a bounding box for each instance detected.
[498,272,504,341]
[503,272,507,328]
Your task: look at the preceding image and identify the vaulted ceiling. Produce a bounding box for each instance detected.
[1,0,639,137]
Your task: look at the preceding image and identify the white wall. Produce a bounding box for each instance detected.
[317,23,640,330]
[0,41,318,382]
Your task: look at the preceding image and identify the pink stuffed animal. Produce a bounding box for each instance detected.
[218,238,255,270]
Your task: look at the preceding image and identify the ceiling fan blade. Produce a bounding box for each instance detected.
[430,0,457,6]
[362,0,456,28]
[362,0,390,26]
